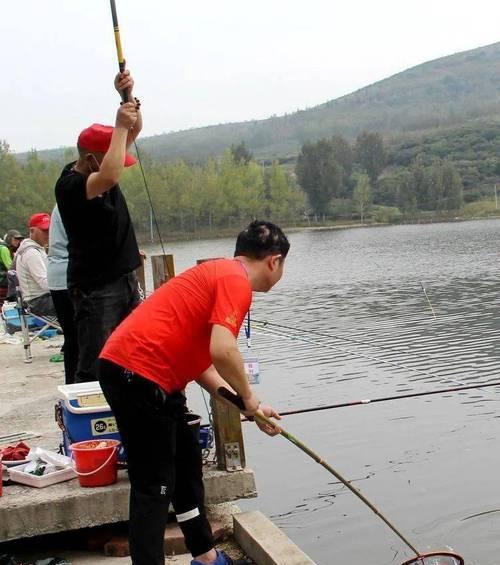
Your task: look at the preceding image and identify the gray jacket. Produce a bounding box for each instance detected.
[16,238,49,301]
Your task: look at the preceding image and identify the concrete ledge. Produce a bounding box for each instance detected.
[234,511,316,565]
[1,467,256,542]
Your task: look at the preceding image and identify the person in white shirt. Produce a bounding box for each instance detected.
[16,213,56,318]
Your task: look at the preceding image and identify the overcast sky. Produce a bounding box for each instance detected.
[3,0,500,152]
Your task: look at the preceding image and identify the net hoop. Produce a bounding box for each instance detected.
[401,551,464,565]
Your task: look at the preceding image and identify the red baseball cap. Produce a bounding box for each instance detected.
[77,123,136,167]
[29,213,51,230]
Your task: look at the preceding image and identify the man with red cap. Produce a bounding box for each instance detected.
[16,212,57,318]
[55,70,142,383]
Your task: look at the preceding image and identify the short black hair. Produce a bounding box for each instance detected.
[234,220,290,260]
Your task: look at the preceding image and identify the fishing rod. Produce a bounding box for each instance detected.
[241,380,500,421]
[218,386,464,565]
[109,0,166,256]
[253,320,494,394]
[253,318,439,367]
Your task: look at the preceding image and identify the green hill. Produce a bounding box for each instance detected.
[386,118,500,194]
[17,42,500,165]
[139,41,500,161]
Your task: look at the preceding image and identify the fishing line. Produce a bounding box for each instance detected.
[253,322,462,386]
[109,0,166,256]
[132,139,166,256]
[252,319,494,393]
[253,318,438,365]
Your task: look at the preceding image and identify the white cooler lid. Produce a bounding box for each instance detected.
[57,382,109,410]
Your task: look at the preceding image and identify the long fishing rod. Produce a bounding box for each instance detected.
[253,320,492,393]
[109,0,166,256]
[253,321,463,386]
[218,386,463,565]
[241,380,500,421]
[253,318,438,368]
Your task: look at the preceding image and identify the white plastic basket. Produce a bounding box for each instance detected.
[8,462,77,488]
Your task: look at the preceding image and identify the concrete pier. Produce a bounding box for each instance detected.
[1,333,317,565]
[1,337,255,542]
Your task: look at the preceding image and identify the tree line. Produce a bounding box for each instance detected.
[0,131,468,240]
[295,131,464,221]
[0,141,305,238]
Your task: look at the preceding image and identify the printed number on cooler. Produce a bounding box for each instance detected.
[91,417,118,436]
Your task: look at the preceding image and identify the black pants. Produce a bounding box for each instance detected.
[70,272,140,383]
[98,359,214,565]
[28,292,57,318]
[50,289,78,385]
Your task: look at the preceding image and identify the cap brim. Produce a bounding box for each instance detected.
[124,152,136,167]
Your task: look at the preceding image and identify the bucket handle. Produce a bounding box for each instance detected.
[71,447,117,477]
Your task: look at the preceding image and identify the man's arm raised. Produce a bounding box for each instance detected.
[114,69,142,146]
[85,102,137,200]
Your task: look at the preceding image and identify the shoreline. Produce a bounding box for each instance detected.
[135,214,500,245]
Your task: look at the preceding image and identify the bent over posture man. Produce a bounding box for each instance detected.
[55,70,142,383]
[98,220,289,565]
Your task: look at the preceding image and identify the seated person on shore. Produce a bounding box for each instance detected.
[0,230,23,306]
[16,213,57,318]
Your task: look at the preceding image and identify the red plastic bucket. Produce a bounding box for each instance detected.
[71,439,120,487]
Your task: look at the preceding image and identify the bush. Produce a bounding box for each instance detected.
[463,199,500,217]
[371,205,402,223]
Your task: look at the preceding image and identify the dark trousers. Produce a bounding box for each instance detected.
[70,272,140,384]
[50,289,78,385]
[28,292,57,318]
[98,359,214,565]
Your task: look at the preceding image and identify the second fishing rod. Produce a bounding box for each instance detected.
[252,319,495,394]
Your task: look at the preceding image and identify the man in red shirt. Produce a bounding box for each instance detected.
[99,220,289,565]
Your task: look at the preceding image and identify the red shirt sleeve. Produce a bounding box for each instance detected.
[209,274,252,337]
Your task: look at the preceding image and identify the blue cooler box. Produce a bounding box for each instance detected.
[56,382,126,461]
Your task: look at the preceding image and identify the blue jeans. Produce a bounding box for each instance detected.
[70,272,140,383]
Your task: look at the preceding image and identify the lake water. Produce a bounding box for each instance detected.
[144,219,500,565]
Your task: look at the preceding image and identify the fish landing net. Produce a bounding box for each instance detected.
[401,552,464,565]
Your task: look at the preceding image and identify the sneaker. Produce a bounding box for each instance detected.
[191,549,253,565]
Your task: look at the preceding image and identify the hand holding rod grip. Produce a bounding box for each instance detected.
[217,386,246,410]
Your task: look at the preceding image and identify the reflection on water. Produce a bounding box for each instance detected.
[145,219,500,565]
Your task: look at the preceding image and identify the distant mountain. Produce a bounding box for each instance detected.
[139,41,500,161]
[17,42,500,164]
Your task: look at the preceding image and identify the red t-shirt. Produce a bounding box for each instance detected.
[100,258,252,392]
